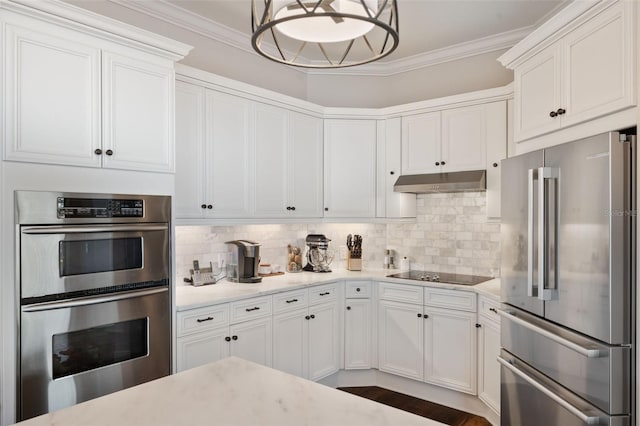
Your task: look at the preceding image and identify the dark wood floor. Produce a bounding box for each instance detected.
[338,386,492,426]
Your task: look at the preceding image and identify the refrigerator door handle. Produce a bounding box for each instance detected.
[497,357,601,425]
[538,166,558,301]
[527,168,537,297]
[498,309,603,358]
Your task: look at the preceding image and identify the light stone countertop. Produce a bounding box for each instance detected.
[15,357,443,426]
[176,269,501,311]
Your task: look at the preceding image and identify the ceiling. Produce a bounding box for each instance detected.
[160,0,567,65]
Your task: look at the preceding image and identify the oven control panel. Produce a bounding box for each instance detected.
[57,197,144,218]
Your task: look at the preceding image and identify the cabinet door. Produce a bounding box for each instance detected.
[272,308,308,377]
[308,301,340,381]
[424,307,477,394]
[514,43,562,142]
[102,51,174,172]
[4,21,101,167]
[401,112,441,174]
[323,120,376,217]
[344,299,372,369]
[289,112,324,217]
[378,119,416,218]
[441,105,486,171]
[254,103,288,217]
[176,327,230,372]
[175,81,207,219]
[378,300,423,380]
[206,90,252,217]
[478,318,501,414]
[229,317,273,367]
[562,1,635,128]
[484,101,508,219]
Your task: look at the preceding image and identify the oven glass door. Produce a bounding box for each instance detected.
[20,224,169,300]
[19,288,170,421]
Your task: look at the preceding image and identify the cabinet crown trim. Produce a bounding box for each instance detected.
[498,0,610,68]
[1,0,193,60]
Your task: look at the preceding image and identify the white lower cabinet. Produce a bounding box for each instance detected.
[423,307,477,394]
[176,297,273,372]
[272,287,340,381]
[378,299,424,380]
[477,296,501,413]
[344,298,372,369]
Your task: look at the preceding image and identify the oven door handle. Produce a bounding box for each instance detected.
[21,224,168,234]
[22,287,168,312]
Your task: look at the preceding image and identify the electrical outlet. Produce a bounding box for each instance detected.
[339,245,347,260]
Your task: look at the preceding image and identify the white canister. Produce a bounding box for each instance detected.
[400,256,410,271]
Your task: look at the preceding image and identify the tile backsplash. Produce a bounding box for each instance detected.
[175,192,500,281]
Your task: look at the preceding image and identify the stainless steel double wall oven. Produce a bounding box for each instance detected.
[16,191,171,421]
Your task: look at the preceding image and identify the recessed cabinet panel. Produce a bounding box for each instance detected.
[378,300,423,380]
[229,317,273,368]
[289,112,324,217]
[344,299,372,369]
[478,317,501,413]
[515,45,562,141]
[401,112,441,174]
[308,301,340,381]
[441,105,486,171]
[562,2,634,127]
[272,308,308,377]
[424,307,477,394]
[102,51,174,172]
[254,103,288,216]
[4,22,101,167]
[324,120,377,218]
[207,91,252,217]
[176,327,229,372]
[175,82,206,219]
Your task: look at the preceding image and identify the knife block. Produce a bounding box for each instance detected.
[346,253,362,271]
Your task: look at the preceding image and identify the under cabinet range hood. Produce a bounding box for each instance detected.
[393,170,486,193]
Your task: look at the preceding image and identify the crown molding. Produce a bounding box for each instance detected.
[309,26,533,77]
[107,0,536,76]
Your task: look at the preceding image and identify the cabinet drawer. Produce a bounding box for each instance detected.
[345,281,371,298]
[308,282,339,305]
[177,304,229,337]
[378,282,423,305]
[273,289,308,313]
[230,296,272,323]
[479,296,501,323]
[424,288,476,312]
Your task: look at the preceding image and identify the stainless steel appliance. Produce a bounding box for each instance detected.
[303,234,333,272]
[499,130,636,425]
[17,191,171,421]
[225,240,262,283]
[386,270,492,285]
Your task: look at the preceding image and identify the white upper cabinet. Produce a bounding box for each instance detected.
[324,119,377,218]
[505,0,636,143]
[206,90,252,218]
[175,81,206,219]
[4,19,102,167]
[2,9,187,172]
[441,104,487,171]
[254,105,323,218]
[401,102,500,175]
[377,119,416,218]
[101,51,174,172]
[401,111,441,174]
[288,112,324,217]
[484,101,508,220]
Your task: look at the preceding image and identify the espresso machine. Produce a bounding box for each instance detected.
[225,240,262,283]
[303,234,334,272]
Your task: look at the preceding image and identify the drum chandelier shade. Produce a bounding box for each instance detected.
[251,0,399,68]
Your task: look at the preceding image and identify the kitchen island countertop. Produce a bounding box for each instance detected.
[176,269,501,311]
[15,357,443,426]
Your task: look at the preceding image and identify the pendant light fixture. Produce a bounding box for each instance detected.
[251,0,399,68]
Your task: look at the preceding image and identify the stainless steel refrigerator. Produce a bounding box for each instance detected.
[499,130,636,426]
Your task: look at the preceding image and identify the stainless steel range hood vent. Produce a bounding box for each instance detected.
[393,170,486,193]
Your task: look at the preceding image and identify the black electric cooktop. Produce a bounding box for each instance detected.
[386,271,492,286]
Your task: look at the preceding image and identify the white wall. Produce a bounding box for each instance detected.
[306,51,514,108]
